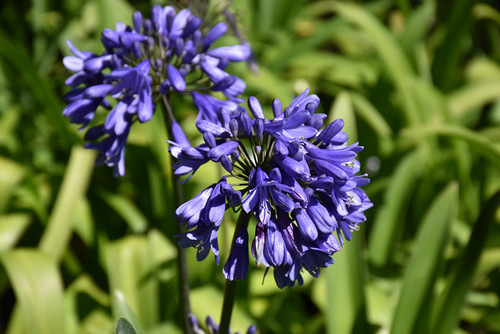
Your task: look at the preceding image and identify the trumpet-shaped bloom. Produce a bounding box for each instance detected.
[63,5,250,176]
[170,90,372,288]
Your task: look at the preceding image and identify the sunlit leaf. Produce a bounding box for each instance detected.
[64,274,110,333]
[0,156,24,212]
[449,80,500,119]
[99,190,148,234]
[329,91,357,140]
[1,249,65,334]
[431,0,476,91]
[401,124,500,166]
[97,0,134,31]
[39,146,96,262]
[399,2,435,54]
[368,150,426,267]
[334,2,422,125]
[348,91,394,155]
[391,183,459,334]
[105,232,175,331]
[0,214,30,252]
[432,191,500,334]
[326,235,369,334]
[113,291,144,334]
[0,31,75,145]
[116,317,138,334]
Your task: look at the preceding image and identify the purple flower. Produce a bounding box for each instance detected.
[170,90,372,287]
[175,177,240,264]
[63,5,251,176]
[223,226,250,280]
[188,313,257,334]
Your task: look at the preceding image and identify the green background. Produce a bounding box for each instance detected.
[1,0,500,333]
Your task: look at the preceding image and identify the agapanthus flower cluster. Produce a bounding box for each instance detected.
[189,314,257,334]
[63,5,250,176]
[170,90,372,288]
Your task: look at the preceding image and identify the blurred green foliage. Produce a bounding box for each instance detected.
[1,0,500,333]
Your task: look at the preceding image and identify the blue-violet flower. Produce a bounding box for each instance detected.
[63,5,250,176]
[170,90,372,288]
[189,313,257,334]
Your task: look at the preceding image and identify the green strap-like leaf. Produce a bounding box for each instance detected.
[431,0,476,92]
[0,156,24,212]
[39,146,96,262]
[329,91,356,140]
[390,183,459,334]
[106,235,167,331]
[368,150,426,268]
[348,91,394,155]
[449,80,500,119]
[334,2,422,126]
[64,274,111,333]
[0,31,75,146]
[99,191,148,233]
[432,190,500,334]
[326,92,369,333]
[0,214,31,252]
[326,234,369,334]
[116,317,138,334]
[401,124,500,166]
[1,249,65,334]
[113,291,144,334]
[399,2,435,54]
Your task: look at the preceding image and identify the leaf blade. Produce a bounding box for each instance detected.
[1,249,65,334]
[390,183,459,334]
[432,191,500,333]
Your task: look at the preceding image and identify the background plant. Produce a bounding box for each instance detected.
[1,0,500,333]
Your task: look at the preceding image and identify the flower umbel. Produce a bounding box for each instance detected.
[170,90,372,288]
[63,5,250,176]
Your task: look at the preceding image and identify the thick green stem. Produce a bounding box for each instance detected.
[160,96,192,334]
[219,211,251,334]
[219,280,238,334]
